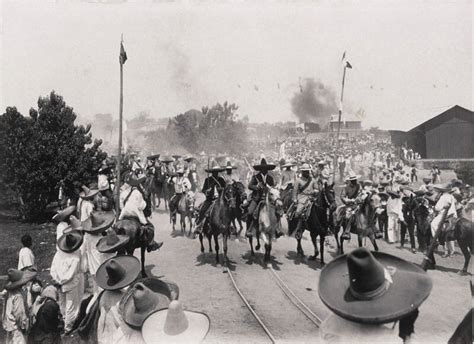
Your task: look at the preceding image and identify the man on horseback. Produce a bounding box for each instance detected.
[338,173,362,240]
[280,160,296,212]
[288,163,319,237]
[245,158,283,238]
[194,162,226,235]
[169,167,192,222]
[314,160,331,187]
[223,159,238,185]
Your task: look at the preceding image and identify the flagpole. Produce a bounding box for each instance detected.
[116,36,124,220]
[332,64,348,183]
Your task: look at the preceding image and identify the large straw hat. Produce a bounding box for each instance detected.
[63,215,84,234]
[52,205,76,223]
[160,156,174,164]
[204,161,225,173]
[4,269,37,290]
[121,278,179,328]
[433,183,451,193]
[147,154,160,161]
[319,248,432,324]
[96,229,129,253]
[142,300,210,344]
[225,159,237,170]
[422,177,432,183]
[95,255,140,291]
[82,211,115,234]
[57,230,83,253]
[79,185,99,200]
[345,172,360,181]
[253,158,276,171]
[299,163,312,172]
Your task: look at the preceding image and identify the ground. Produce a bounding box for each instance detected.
[0,168,471,343]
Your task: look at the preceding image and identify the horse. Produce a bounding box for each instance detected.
[334,192,382,254]
[188,170,199,193]
[412,196,432,252]
[287,183,336,264]
[249,187,283,262]
[113,217,156,277]
[199,184,236,264]
[172,191,196,236]
[229,181,246,236]
[445,216,473,275]
[280,184,294,214]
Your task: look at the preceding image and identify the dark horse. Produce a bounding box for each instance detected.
[334,192,381,254]
[446,216,473,275]
[229,181,246,236]
[199,184,236,264]
[145,168,168,210]
[412,196,432,252]
[113,217,156,277]
[287,183,336,264]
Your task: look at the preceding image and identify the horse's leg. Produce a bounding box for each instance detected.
[308,231,319,261]
[358,234,363,248]
[237,218,243,235]
[297,237,304,256]
[208,233,213,253]
[249,236,255,256]
[214,234,220,264]
[320,233,325,265]
[255,228,261,251]
[458,240,470,275]
[180,214,185,233]
[223,233,228,264]
[199,233,205,253]
[370,235,379,251]
[141,246,147,278]
[264,243,271,263]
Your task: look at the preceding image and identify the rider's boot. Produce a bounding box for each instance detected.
[341,221,351,240]
[147,240,163,252]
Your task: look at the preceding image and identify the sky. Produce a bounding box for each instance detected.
[0,0,472,130]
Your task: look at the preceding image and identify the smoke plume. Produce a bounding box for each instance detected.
[290,78,338,124]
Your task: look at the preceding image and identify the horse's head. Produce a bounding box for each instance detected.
[267,187,283,208]
[185,191,196,212]
[322,182,337,211]
[223,184,237,209]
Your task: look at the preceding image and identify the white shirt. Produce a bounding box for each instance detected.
[119,187,147,224]
[18,247,35,271]
[172,176,191,194]
[50,250,81,292]
[435,192,457,218]
[79,199,95,222]
[387,197,404,221]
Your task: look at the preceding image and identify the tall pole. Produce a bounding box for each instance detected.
[116,39,124,220]
[332,66,347,183]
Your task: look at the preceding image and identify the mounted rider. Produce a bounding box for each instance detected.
[245,158,283,238]
[279,159,296,211]
[169,166,192,220]
[288,163,319,236]
[146,154,160,178]
[222,159,238,185]
[194,161,226,234]
[314,160,331,187]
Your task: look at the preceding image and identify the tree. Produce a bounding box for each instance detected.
[0,91,106,221]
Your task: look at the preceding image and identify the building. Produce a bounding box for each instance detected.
[389,105,474,159]
[328,114,363,138]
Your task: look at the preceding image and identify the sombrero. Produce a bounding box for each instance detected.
[63,215,84,234]
[253,158,276,171]
[433,183,451,193]
[57,230,83,253]
[414,190,426,197]
[379,181,390,187]
[362,180,373,186]
[281,160,296,168]
[82,211,115,234]
[400,185,414,193]
[319,247,432,324]
[95,255,140,291]
[183,156,194,162]
[172,155,182,160]
[317,160,327,166]
[147,154,160,160]
[121,278,179,328]
[205,161,225,173]
[52,205,76,223]
[79,185,99,200]
[299,163,312,172]
[142,300,210,344]
[96,229,129,253]
[225,160,237,170]
[377,192,389,199]
[160,156,174,164]
[4,268,37,290]
[422,177,432,183]
[346,173,360,181]
[387,190,400,198]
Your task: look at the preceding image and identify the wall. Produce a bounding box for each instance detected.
[425,117,474,158]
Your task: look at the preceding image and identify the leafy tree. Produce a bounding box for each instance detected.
[0,91,106,221]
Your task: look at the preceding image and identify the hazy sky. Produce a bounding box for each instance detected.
[1,0,472,130]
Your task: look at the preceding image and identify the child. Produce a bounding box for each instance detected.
[18,234,36,272]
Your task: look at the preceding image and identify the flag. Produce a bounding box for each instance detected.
[346,61,352,69]
[120,42,127,65]
[341,51,346,62]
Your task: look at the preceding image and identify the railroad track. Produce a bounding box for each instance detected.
[224,258,323,343]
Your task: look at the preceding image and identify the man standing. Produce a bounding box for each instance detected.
[194,162,226,234]
[169,167,192,222]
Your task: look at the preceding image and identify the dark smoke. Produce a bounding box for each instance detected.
[290,78,338,124]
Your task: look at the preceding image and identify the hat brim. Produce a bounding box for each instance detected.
[148,154,160,160]
[96,234,130,253]
[433,185,450,193]
[319,251,432,324]
[121,278,179,328]
[387,191,400,198]
[83,211,115,234]
[205,168,226,173]
[52,205,76,222]
[57,230,84,253]
[95,255,141,291]
[253,164,276,171]
[79,189,99,200]
[142,309,210,344]
[4,270,37,290]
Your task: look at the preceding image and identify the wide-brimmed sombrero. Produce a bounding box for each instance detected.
[79,185,99,200]
[57,230,83,253]
[205,161,225,173]
[281,160,296,168]
[82,211,115,234]
[96,229,129,253]
[121,278,180,328]
[183,155,194,162]
[253,158,276,171]
[299,163,312,172]
[172,155,182,160]
[433,183,451,193]
[160,156,174,164]
[319,247,432,324]
[142,300,210,344]
[63,215,84,234]
[345,173,360,181]
[414,190,426,197]
[52,205,76,223]
[422,177,432,183]
[147,154,160,161]
[387,190,400,198]
[225,160,237,170]
[4,268,37,290]
[96,255,140,291]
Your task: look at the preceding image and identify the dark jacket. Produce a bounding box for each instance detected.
[202,175,226,200]
[248,173,275,201]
